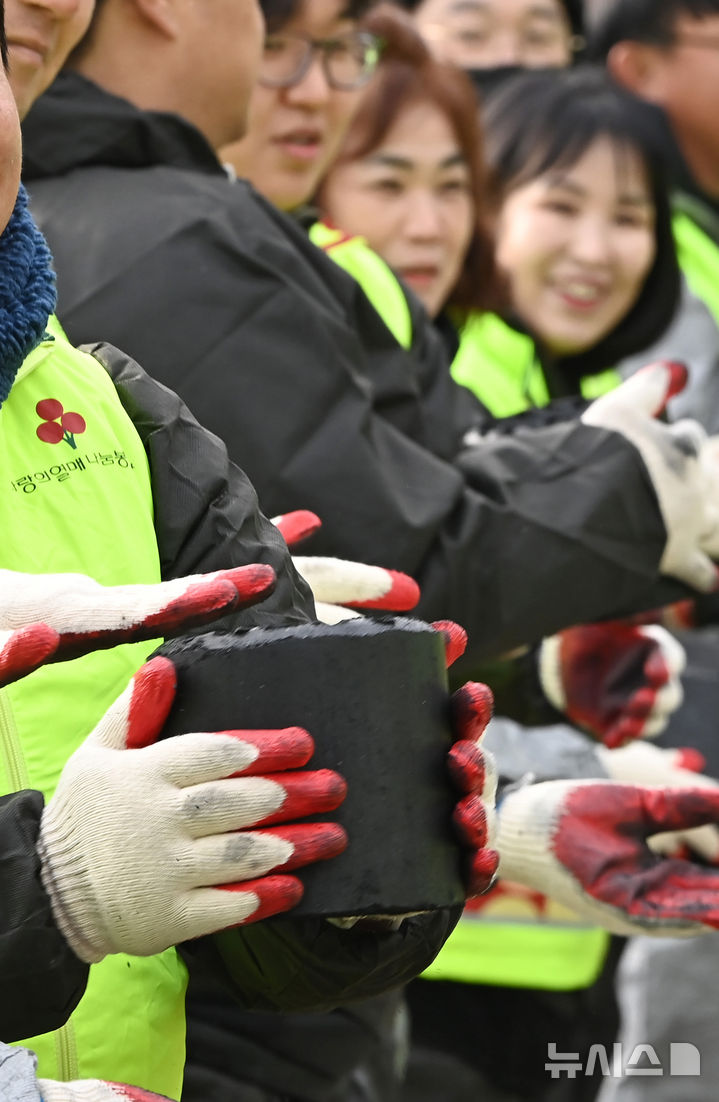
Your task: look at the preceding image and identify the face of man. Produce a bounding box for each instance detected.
[180,0,265,149]
[222,0,369,211]
[608,13,719,198]
[5,0,95,120]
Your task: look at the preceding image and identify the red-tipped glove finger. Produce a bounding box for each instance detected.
[450,681,494,743]
[179,769,347,836]
[453,792,489,849]
[53,564,277,658]
[183,820,348,886]
[293,557,420,612]
[465,847,501,898]
[272,510,323,547]
[151,727,317,787]
[432,620,468,668]
[448,739,486,795]
[0,622,59,687]
[0,564,277,666]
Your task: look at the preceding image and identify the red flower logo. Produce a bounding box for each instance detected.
[36,399,87,450]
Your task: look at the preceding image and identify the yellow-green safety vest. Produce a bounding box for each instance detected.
[672,210,719,327]
[3,317,187,1098]
[450,312,620,416]
[309,222,413,350]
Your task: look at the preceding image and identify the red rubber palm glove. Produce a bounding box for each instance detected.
[0,564,277,686]
[435,620,500,898]
[498,778,719,935]
[539,620,686,748]
[597,742,719,863]
[273,510,419,621]
[39,657,347,962]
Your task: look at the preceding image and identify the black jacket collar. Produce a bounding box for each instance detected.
[22,71,224,181]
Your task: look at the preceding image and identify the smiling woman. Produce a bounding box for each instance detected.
[473,65,681,396]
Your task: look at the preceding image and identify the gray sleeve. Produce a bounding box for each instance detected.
[0,1045,41,1102]
[619,278,719,435]
[483,717,609,794]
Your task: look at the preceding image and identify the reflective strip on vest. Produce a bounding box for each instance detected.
[309,222,414,350]
[450,312,619,416]
[673,211,719,327]
[1,321,187,1099]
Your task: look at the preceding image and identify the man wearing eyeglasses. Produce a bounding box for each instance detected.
[221,5,380,214]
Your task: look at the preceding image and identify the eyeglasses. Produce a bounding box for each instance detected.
[259,31,383,91]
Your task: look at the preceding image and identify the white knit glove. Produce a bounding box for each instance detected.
[582,361,719,592]
[0,563,277,685]
[597,741,719,862]
[39,1081,170,1101]
[38,657,347,963]
[497,777,719,936]
[272,511,420,624]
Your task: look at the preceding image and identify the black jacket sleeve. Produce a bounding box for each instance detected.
[0,790,89,1041]
[37,179,688,667]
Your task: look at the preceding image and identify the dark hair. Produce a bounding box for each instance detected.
[72,0,376,60]
[589,0,719,59]
[261,0,377,31]
[483,65,681,374]
[0,1,7,71]
[318,6,502,313]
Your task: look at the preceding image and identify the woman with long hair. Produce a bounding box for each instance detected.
[317,23,680,419]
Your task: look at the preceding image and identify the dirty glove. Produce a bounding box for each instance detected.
[539,620,686,748]
[273,510,419,623]
[38,657,347,962]
[497,777,719,935]
[582,361,719,592]
[0,564,277,686]
[597,741,719,862]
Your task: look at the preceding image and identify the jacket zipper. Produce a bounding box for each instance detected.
[55,1020,79,1081]
[0,692,80,1081]
[0,690,28,792]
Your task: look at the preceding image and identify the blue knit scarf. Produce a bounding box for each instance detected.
[0,185,57,409]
